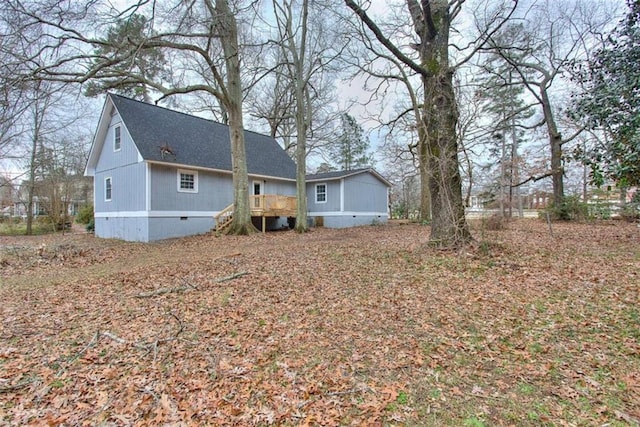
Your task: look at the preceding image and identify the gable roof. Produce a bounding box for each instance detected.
[306,168,392,187]
[87,94,296,179]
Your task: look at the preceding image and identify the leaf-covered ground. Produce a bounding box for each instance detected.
[1,220,639,426]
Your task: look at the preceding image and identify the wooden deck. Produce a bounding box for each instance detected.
[250,195,297,217]
[214,195,297,233]
[251,195,297,232]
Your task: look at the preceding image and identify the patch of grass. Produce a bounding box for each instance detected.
[219,290,232,306]
[396,390,409,405]
[518,382,536,395]
[527,411,539,421]
[528,342,544,355]
[0,221,53,236]
[463,416,485,427]
[49,379,65,389]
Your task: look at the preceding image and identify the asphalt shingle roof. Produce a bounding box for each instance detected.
[306,168,372,181]
[306,168,392,187]
[110,94,296,180]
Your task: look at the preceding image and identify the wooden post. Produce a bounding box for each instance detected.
[262,215,266,233]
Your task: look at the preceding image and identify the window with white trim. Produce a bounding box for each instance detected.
[105,177,112,201]
[177,169,198,193]
[315,183,327,203]
[114,126,121,151]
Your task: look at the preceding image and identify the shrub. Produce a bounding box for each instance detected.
[482,214,506,230]
[621,193,640,222]
[86,218,95,233]
[544,196,589,221]
[76,205,94,224]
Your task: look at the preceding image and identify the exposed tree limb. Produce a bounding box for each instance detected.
[0,379,36,394]
[344,0,428,77]
[514,171,554,187]
[215,271,249,283]
[135,271,248,298]
[135,286,192,298]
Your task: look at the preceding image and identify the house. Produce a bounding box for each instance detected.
[0,175,15,215]
[86,94,389,242]
[306,169,391,228]
[13,176,93,218]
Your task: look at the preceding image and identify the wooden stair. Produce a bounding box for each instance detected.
[214,203,234,233]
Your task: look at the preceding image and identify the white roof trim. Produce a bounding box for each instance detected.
[84,95,143,176]
[145,160,296,182]
[306,168,392,187]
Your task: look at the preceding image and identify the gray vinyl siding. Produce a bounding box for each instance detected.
[148,217,215,241]
[307,171,389,229]
[95,216,149,242]
[344,173,388,213]
[313,214,386,228]
[94,111,146,214]
[94,162,146,213]
[261,179,296,196]
[150,164,233,211]
[95,113,140,173]
[306,181,340,212]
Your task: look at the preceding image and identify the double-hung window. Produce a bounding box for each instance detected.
[315,183,327,203]
[105,177,112,201]
[114,126,121,151]
[178,169,198,193]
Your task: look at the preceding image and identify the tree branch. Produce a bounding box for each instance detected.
[344,0,429,77]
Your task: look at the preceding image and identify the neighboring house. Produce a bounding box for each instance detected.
[13,176,93,218]
[0,176,15,214]
[86,94,390,242]
[306,169,390,228]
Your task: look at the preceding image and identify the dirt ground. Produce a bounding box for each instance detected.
[1,220,639,425]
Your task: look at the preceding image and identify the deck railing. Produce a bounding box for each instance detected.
[214,195,297,234]
[250,194,297,215]
[213,203,235,233]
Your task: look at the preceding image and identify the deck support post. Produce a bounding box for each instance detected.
[262,215,266,233]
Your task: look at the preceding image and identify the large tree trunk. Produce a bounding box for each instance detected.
[294,73,308,232]
[540,86,564,207]
[25,141,37,235]
[423,72,470,247]
[294,129,308,232]
[418,1,470,247]
[25,98,43,235]
[417,127,431,221]
[510,115,523,217]
[345,0,470,247]
[293,0,309,233]
[216,0,255,235]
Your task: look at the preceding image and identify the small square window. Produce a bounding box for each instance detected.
[105,177,112,201]
[180,173,194,189]
[114,126,121,151]
[316,183,327,203]
[177,169,198,193]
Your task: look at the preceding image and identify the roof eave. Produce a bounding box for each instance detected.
[306,168,392,187]
[84,95,115,176]
[146,160,296,181]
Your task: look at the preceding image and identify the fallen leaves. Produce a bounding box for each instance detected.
[0,220,639,425]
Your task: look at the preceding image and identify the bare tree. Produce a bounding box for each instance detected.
[381,137,421,220]
[342,0,516,247]
[481,0,619,209]
[272,0,312,232]
[0,13,31,164]
[34,133,89,233]
[4,0,258,234]
[17,80,85,234]
[251,0,345,232]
